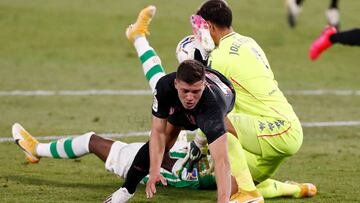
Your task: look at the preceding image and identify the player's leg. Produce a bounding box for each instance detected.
[330,28,360,46]
[236,145,317,199]
[228,112,303,160]
[326,0,340,29]
[12,122,121,165]
[255,178,317,198]
[109,121,181,202]
[329,0,339,9]
[227,113,317,198]
[12,123,96,162]
[227,133,264,203]
[228,113,303,180]
[310,27,360,60]
[125,5,165,92]
[88,134,114,162]
[194,127,263,201]
[286,0,304,28]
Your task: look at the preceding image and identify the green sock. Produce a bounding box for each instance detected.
[133,37,165,92]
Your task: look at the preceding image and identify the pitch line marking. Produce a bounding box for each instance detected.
[1,120,360,142]
[0,90,152,96]
[0,89,360,96]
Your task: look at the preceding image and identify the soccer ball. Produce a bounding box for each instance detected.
[175,35,209,64]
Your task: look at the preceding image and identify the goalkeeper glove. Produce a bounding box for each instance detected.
[185,140,204,173]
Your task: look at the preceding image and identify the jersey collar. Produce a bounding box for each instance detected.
[220,32,236,43]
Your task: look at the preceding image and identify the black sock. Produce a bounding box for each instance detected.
[329,0,338,9]
[122,142,150,194]
[296,0,304,6]
[330,29,360,46]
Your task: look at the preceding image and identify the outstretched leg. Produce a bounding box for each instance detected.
[330,28,360,46]
[125,5,165,92]
[12,123,114,163]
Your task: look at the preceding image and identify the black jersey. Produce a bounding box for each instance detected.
[152,69,235,144]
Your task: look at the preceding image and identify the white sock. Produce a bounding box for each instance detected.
[134,37,165,92]
[36,132,94,159]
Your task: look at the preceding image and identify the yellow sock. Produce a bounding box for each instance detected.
[256,179,301,198]
[227,134,256,192]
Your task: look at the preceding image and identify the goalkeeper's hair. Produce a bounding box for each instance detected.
[197,0,232,28]
[176,59,205,84]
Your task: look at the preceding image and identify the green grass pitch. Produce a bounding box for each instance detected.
[1,0,360,202]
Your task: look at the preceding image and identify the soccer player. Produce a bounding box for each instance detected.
[286,0,340,29]
[11,123,217,192]
[119,61,236,202]
[119,6,238,202]
[192,1,317,202]
[309,26,360,60]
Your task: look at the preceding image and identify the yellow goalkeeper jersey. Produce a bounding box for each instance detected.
[208,32,298,121]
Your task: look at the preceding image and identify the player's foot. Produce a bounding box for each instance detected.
[230,190,264,203]
[286,0,301,28]
[285,181,317,198]
[103,187,134,203]
[326,8,340,30]
[12,123,40,163]
[309,26,337,61]
[190,15,215,52]
[125,5,156,42]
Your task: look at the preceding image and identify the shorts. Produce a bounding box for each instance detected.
[228,112,303,182]
[105,141,144,178]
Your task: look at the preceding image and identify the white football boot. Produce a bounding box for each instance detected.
[103,187,134,203]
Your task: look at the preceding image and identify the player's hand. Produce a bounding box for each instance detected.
[181,141,203,173]
[188,141,203,168]
[145,173,167,199]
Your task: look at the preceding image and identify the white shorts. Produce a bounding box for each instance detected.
[104,136,188,179]
[105,141,144,179]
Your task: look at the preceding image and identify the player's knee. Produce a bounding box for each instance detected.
[88,133,99,146]
[281,141,302,156]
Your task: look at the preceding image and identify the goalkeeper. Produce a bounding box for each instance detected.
[122,2,317,202]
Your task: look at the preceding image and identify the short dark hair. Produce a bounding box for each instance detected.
[197,0,232,28]
[176,60,205,84]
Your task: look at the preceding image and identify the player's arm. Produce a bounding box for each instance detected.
[225,116,238,138]
[146,115,168,198]
[208,133,231,203]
